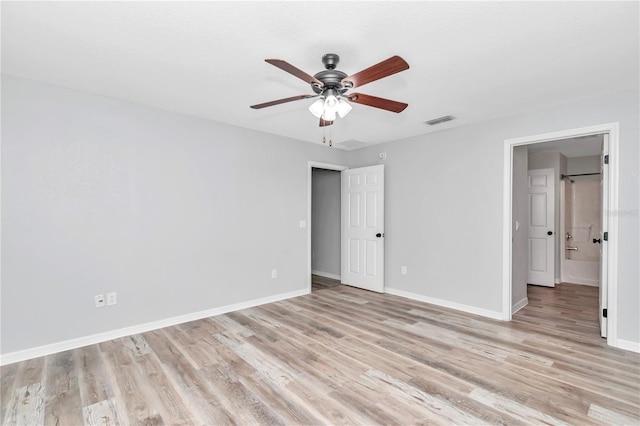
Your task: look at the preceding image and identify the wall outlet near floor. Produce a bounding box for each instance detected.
[107,292,117,306]
[401,266,407,275]
[94,294,105,308]
[271,269,278,279]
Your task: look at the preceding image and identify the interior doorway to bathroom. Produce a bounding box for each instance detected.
[527,134,608,337]
[504,123,619,345]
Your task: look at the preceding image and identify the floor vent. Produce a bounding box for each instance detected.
[424,115,455,126]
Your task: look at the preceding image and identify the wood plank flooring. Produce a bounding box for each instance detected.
[310,274,340,291]
[2,278,639,425]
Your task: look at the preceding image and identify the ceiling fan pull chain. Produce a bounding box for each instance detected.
[329,127,333,147]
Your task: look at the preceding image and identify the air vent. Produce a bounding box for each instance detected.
[424,115,455,126]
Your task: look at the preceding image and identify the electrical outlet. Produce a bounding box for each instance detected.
[107,292,117,306]
[94,294,105,308]
[401,266,407,275]
[271,269,278,279]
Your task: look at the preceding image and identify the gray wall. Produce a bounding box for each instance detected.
[348,90,639,344]
[567,155,601,176]
[311,168,341,277]
[1,75,347,354]
[512,146,529,309]
[528,151,568,281]
[3,75,638,356]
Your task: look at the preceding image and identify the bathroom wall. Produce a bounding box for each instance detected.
[566,181,601,261]
[567,155,601,176]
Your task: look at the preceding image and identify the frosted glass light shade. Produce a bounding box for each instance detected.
[308,98,325,118]
[336,99,352,118]
[324,94,339,111]
[322,109,337,121]
[322,94,339,121]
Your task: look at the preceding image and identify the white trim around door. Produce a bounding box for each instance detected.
[502,122,620,348]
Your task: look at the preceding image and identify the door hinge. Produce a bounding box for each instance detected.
[603,308,608,318]
[603,231,608,241]
[604,154,609,165]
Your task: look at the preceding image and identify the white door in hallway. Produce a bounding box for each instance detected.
[528,168,555,287]
[341,165,384,292]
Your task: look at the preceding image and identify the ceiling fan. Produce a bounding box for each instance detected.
[250,53,409,127]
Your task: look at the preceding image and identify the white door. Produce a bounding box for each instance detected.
[341,165,384,292]
[599,134,609,338]
[528,168,555,287]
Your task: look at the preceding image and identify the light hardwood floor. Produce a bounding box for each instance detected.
[2,278,639,425]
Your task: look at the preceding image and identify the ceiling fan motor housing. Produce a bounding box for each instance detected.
[312,53,350,95]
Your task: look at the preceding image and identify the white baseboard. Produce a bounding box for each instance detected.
[615,339,640,353]
[563,280,599,287]
[0,288,308,366]
[576,281,599,287]
[385,287,503,320]
[311,270,341,281]
[512,297,528,314]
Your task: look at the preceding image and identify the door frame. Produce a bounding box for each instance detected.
[502,122,619,347]
[307,161,348,293]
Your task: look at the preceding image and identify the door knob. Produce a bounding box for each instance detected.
[547,231,553,236]
[376,233,384,238]
[593,238,601,244]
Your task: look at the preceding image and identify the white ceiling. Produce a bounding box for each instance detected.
[527,134,603,158]
[2,2,638,150]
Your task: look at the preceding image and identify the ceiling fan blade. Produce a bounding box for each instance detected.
[319,118,333,127]
[265,59,324,86]
[347,93,408,113]
[342,56,409,89]
[250,94,316,109]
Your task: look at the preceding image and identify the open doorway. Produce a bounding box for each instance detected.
[503,123,619,347]
[307,162,347,293]
[525,135,605,338]
[307,162,387,294]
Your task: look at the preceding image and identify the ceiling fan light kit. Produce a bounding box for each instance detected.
[250,53,410,138]
[336,98,352,118]
[308,98,325,118]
